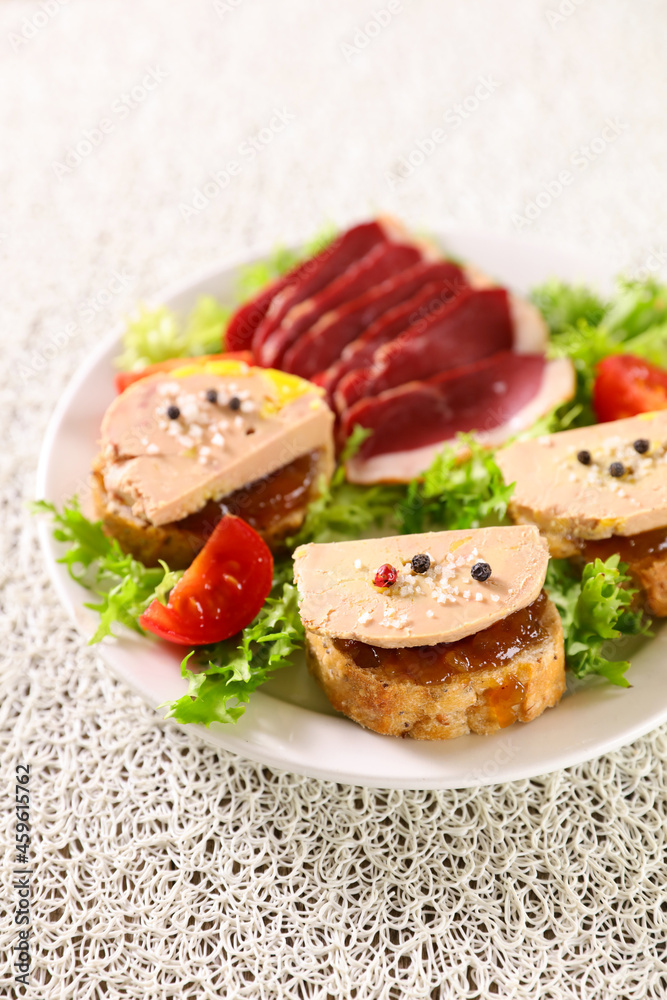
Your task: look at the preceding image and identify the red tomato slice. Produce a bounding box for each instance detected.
[139,515,273,645]
[114,351,254,394]
[593,354,667,422]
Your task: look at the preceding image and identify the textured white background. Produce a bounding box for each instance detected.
[2,1,667,997]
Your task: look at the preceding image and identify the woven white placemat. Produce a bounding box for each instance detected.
[2,1,667,997]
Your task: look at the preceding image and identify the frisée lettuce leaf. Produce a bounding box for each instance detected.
[32,498,183,642]
[163,561,304,726]
[545,555,649,687]
[289,426,404,546]
[398,435,515,534]
[534,275,667,427]
[115,297,231,371]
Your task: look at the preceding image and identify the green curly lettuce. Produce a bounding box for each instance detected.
[398,434,515,535]
[290,426,404,546]
[164,561,304,726]
[33,499,182,642]
[545,555,648,686]
[115,296,231,371]
[534,275,667,428]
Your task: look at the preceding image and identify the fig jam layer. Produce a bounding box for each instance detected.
[174,449,320,540]
[578,525,667,570]
[334,591,550,686]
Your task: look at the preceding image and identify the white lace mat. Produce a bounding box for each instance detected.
[3,1,667,997]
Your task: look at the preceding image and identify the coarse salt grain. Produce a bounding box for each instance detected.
[357,612,373,624]
[491,594,500,602]
[383,614,408,630]
[426,609,434,618]
[475,593,483,602]
[211,433,224,447]
[158,382,180,396]
[354,559,362,570]
[146,443,159,455]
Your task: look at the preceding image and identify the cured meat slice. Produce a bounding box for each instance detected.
[318,268,468,401]
[464,263,549,353]
[344,355,575,484]
[258,241,422,368]
[252,220,392,358]
[225,266,305,352]
[336,288,513,414]
[282,260,465,380]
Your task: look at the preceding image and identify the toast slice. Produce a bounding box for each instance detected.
[305,592,565,740]
[93,446,332,568]
[497,412,667,617]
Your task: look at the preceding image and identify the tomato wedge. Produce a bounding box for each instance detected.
[593,354,667,422]
[114,351,254,393]
[139,515,273,645]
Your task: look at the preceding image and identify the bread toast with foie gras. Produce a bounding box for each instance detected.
[93,359,334,568]
[496,411,667,615]
[294,526,565,740]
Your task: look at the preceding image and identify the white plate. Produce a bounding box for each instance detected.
[36,228,667,789]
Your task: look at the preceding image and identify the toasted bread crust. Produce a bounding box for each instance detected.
[92,447,332,568]
[631,556,667,616]
[305,596,565,740]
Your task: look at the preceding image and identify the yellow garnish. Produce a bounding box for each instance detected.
[449,536,471,552]
[169,359,250,379]
[166,359,321,415]
[260,369,320,414]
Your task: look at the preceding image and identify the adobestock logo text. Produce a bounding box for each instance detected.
[51,67,168,179]
[340,1,403,62]
[386,75,500,189]
[179,108,296,220]
[8,0,70,52]
[512,118,628,230]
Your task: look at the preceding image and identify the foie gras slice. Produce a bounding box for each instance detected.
[293,525,549,648]
[496,410,667,541]
[96,359,334,526]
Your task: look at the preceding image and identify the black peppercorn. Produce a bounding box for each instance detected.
[633,438,649,454]
[166,404,180,420]
[577,450,591,466]
[471,561,492,582]
[411,553,431,574]
[609,461,625,478]
[205,388,218,404]
[229,396,241,411]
